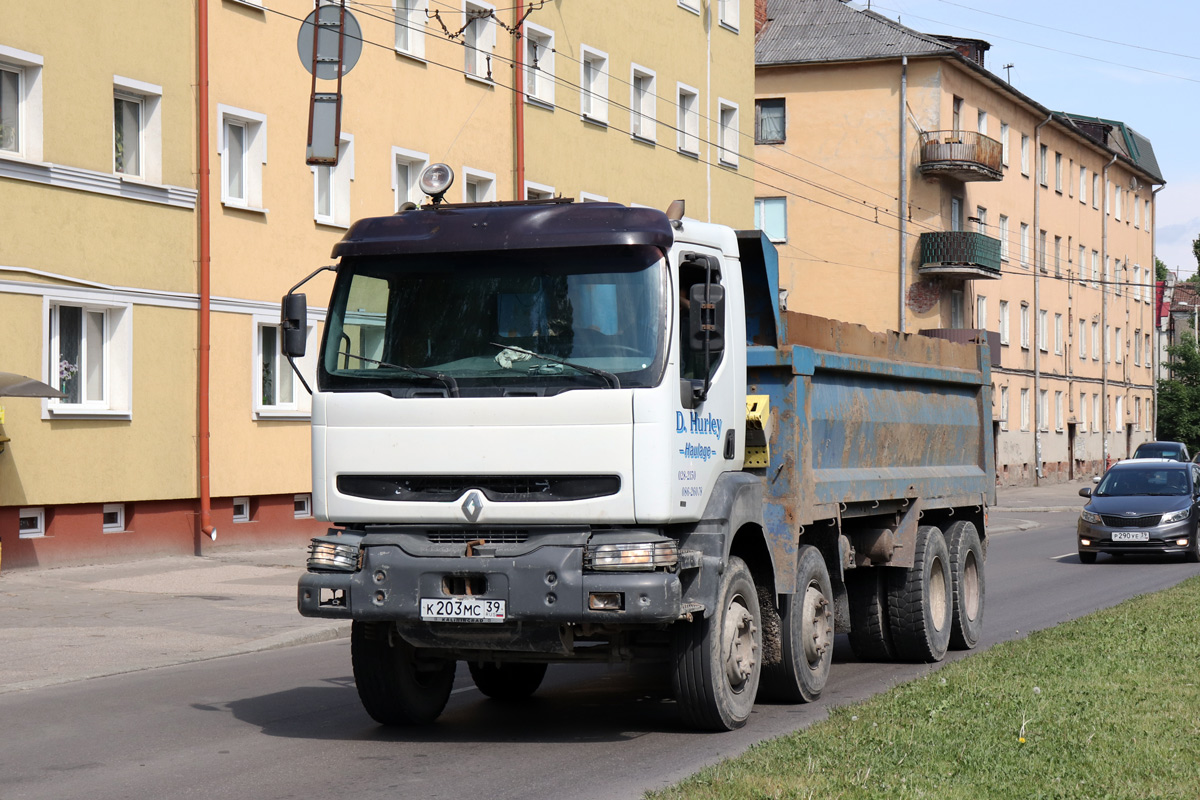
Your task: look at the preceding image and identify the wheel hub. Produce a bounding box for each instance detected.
[801,582,834,667]
[723,599,758,689]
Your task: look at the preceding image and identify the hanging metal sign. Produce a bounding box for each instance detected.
[298,3,363,165]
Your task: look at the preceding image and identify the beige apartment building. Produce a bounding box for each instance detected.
[754,0,1164,486]
[1,0,756,567]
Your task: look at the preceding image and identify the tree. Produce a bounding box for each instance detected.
[1194,233,1200,274]
[1157,334,1200,450]
[1156,257,1169,282]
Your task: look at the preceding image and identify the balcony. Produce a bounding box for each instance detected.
[918,231,1002,280]
[916,328,1001,367]
[917,130,1003,181]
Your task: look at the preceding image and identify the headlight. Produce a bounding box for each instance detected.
[1161,508,1191,525]
[1080,509,1102,524]
[585,541,679,571]
[307,539,361,571]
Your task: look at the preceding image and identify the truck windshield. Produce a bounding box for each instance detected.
[319,246,668,396]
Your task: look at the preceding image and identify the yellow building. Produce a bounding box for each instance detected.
[1,0,757,566]
[754,0,1163,486]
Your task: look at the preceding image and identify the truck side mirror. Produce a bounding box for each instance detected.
[688,283,725,353]
[281,293,308,357]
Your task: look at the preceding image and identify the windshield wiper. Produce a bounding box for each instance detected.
[337,351,459,397]
[489,342,620,389]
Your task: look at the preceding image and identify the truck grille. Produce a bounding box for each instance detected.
[1101,514,1161,528]
[337,475,620,503]
[426,530,530,544]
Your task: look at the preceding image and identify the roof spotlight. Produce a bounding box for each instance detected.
[419,163,455,205]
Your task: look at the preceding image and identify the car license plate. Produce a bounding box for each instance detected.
[420,597,506,623]
[1111,531,1150,543]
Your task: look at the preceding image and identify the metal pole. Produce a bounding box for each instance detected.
[898,56,908,333]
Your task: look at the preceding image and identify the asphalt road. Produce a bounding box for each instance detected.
[2,511,1198,800]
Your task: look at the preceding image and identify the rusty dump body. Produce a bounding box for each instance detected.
[737,231,995,576]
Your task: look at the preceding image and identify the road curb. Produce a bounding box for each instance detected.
[993,506,1080,513]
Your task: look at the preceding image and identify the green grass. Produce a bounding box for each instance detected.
[650,576,1200,800]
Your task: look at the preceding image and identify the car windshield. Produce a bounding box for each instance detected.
[1133,444,1183,460]
[1094,467,1191,497]
[319,245,668,397]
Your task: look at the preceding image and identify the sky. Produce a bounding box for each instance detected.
[861,0,1200,277]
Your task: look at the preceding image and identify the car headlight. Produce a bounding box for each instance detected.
[1080,509,1102,524]
[585,541,679,571]
[1161,508,1191,525]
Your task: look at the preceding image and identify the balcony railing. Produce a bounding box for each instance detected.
[919,231,1002,279]
[917,328,1001,367]
[917,130,1003,181]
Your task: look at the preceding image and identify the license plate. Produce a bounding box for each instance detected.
[420,597,506,623]
[1111,531,1150,542]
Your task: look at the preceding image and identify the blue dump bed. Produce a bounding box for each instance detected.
[737,231,995,546]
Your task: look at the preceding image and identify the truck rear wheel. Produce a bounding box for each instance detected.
[845,567,897,662]
[944,521,985,650]
[671,555,762,731]
[351,621,456,725]
[887,526,952,663]
[468,661,548,700]
[760,545,833,703]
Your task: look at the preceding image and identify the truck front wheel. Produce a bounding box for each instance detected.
[760,545,833,703]
[351,621,456,725]
[671,555,762,731]
[468,661,548,700]
[887,526,952,663]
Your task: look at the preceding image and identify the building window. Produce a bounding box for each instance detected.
[630,64,656,141]
[999,121,1009,165]
[580,46,609,123]
[255,317,315,419]
[677,83,699,154]
[1113,258,1121,295]
[999,300,1009,345]
[0,46,43,161]
[976,295,987,329]
[1134,327,1142,365]
[999,386,1009,431]
[1145,199,1151,229]
[754,197,787,243]
[1115,185,1122,221]
[977,110,988,136]
[1135,197,1141,229]
[950,289,965,329]
[1054,235,1062,276]
[717,99,738,166]
[113,76,162,183]
[462,166,496,203]
[394,0,428,59]
[1038,309,1048,352]
[1020,388,1030,431]
[1115,327,1123,363]
[463,1,496,80]
[1079,320,1086,360]
[1038,389,1049,432]
[579,191,607,203]
[1079,392,1088,432]
[1054,152,1063,192]
[113,93,143,176]
[294,494,313,519]
[1135,396,1142,430]
[998,215,1009,260]
[1116,395,1124,429]
[1054,313,1063,355]
[232,497,251,523]
[1093,174,1100,209]
[1055,391,1064,432]
[755,98,785,144]
[102,503,126,533]
[678,0,700,12]
[952,96,963,132]
[1106,325,1112,363]
[1038,229,1047,272]
[1068,159,1074,197]
[1020,134,1029,175]
[1092,322,1099,361]
[524,180,554,200]
[1020,303,1030,349]
[1038,143,1048,186]
[1080,166,1087,203]
[1091,250,1100,286]
[718,0,739,29]
[1093,394,1100,432]
[392,146,429,209]
[47,300,132,417]
[18,507,45,538]
[219,106,267,211]
[1020,223,1030,267]
[312,134,353,227]
[523,22,554,107]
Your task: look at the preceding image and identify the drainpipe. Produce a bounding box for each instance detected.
[898,56,908,333]
[1032,114,1051,484]
[1152,184,1164,437]
[1101,152,1118,469]
[514,2,524,200]
[197,0,215,548]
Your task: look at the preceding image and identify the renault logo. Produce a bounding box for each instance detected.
[461,490,484,523]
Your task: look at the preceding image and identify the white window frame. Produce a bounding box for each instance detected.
[1000,122,1009,166]
[579,191,608,203]
[1020,134,1029,176]
[1093,174,1100,209]
[717,98,739,167]
[0,45,44,162]
[1038,389,1049,432]
[18,507,45,538]
[1020,388,1030,431]
[1115,185,1122,220]
[718,0,740,31]
[678,0,700,12]
[1093,394,1100,431]
[1091,250,1100,286]
[523,21,554,108]
[232,496,251,523]
[999,386,1009,431]
[393,0,428,60]
[998,215,1009,261]
[44,296,133,419]
[524,180,554,200]
[294,494,313,519]
[629,63,656,142]
[1020,223,1030,267]
[1055,391,1064,432]
[754,197,787,243]
[977,110,988,136]
[1115,326,1123,363]
[462,165,496,203]
[1038,309,1048,352]
[1080,166,1087,203]
[976,295,987,329]
[1020,303,1030,349]
[253,314,316,420]
[999,300,1009,345]
[312,133,354,228]
[676,82,699,155]
[580,45,609,124]
[1038,143,1048,186]
[1054,152,1063,192]
[102,503,126,533]
[112,75,162,184]
[1080,392,1088,432]
[218,105,267,212]
[1054,313,1063,355]
[463,1,496,82]
[1092,322,1100,361]
[392,145,429,210]
[1079,319,1087,360]
[1134,197,1140,229]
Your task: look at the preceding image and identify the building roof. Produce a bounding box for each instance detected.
[756,0,956,66]
[1058,114,1164,184]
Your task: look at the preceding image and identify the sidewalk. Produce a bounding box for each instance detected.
[0,480,1090,694]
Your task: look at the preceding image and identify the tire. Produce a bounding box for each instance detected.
[760,545,834,703]
[1078,551,1098,564]
[1186,534,1200,564]
[468,661,548,700]
[887,525,952,663]
[846,567,897,662]
[944,521,985,651]
[671,555,762,731]
[351,621,456,725]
